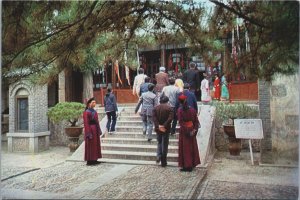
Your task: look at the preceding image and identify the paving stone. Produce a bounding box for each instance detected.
[2,162,115,194]
[199,180,298,199]
[1,167,39,181]
[85,165,206,199]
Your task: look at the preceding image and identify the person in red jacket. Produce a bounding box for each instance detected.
[83,97,102,165]
[177,94,200,172]
[213,74,221,100]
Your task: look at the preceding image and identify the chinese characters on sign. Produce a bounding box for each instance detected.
[234,119,264,139]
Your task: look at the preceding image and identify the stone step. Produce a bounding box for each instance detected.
[118,116,141,121]
[101,138,178,146]
[101,143,178,153]
[122,107,136,111]
[119,112,140,116]
[117,121,143,126]
[104,132,178,139]
[116,120,180,128]
[115,125,179,132]
[101,150,178,162]
[99,158,178,166]
[116,121,180,129]
[95,108,106,113]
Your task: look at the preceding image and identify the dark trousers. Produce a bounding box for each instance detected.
[106,111,117,132]
[156,133,170,166]
[171,107,177,134]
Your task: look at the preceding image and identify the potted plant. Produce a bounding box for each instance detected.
[214,102,259,155]
[47,102,85,152]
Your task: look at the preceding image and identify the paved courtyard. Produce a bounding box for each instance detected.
[1,145,299,199]
[1,145,206,199]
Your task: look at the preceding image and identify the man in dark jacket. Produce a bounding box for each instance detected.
[152,95,174,167]
[139,76,151,96]
[176,83,198,113]
[104,87,118,134]
[182,62,200,97]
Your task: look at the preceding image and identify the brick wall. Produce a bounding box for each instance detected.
[9,80,48,133]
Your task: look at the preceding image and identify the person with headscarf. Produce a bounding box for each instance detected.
[177,94,200,172]
[83,97,102,165]
[104,87,118,134]
[152,95,174,167]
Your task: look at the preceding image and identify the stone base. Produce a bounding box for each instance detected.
[1,133,8,141]
[7,132,50,153]
[260,150,274,164]
[226,154,244,160]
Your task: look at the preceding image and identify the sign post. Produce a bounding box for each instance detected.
[234,119,264,165]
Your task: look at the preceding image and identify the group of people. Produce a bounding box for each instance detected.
[132,64,201,171]
[82,62,230,171]
[212,73,230,101]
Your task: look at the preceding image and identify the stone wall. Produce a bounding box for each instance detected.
[8,79,50,153]
[49,119,84,146]
[270,74,299,160]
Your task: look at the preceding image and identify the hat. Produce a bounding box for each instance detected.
[159,66,166,72]
[86,97,95,105]
[178,94,187,103]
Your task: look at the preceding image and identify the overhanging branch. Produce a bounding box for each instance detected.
[210,0,268,28]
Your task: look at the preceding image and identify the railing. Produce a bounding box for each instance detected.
[94,89,139,106]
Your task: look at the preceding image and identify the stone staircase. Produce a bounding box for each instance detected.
[67,104,215,168]
[100,106,179,166]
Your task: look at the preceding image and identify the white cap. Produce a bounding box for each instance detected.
[159,66,166,71]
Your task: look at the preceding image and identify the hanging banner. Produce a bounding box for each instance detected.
[114,60,123,85]
[125,65,130,86]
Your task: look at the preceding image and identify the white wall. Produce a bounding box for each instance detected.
[270,74,299,160]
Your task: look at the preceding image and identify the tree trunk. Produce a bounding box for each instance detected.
[82,70,94,103]
[258,78,273,164]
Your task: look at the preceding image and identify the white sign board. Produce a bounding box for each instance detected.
[234,119,264,139]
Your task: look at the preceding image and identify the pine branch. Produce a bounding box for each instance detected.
[4,1,98,68]
[209,0,268,28]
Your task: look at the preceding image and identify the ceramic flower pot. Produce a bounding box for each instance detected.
[65,127,83,152]
[223,124,241,156]
[65,127,83,137]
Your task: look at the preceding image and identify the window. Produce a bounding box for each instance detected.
[15,89,29,132]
